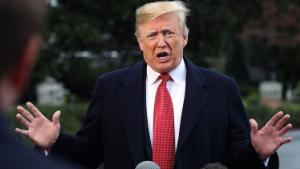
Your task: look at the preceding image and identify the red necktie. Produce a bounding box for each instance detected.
[153,73,175,169]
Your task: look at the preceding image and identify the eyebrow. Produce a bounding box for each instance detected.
[145,27,175,34]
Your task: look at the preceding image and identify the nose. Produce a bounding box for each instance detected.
[157,34,167,48]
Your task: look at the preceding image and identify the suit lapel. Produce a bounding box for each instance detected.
[117,59,208,163]
[177,59,208,151]
[118,62,149,165]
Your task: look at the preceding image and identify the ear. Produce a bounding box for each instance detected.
[182,32,188,47]
[136,34,144,52]
[9,34,42,91]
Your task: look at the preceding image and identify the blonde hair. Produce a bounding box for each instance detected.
[135,1,190,36]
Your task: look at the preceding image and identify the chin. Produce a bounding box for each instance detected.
[151,61,175,73]
[156,67,173,73]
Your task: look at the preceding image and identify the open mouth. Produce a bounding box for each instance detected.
[156,52,171,62]
[157,52,169,58]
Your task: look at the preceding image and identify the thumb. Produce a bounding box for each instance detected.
[52,110,61,125]
[249,118,258,136]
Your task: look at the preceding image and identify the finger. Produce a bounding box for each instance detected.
[250,119,258,136]
[280,137,293,145]
[52,110,61,125]
[265,111,284,127]
[274,114,290,130]
[26,102,44,118]
[278,123,293,136]
[15,128,29,136]
[16,114,31,128]
[17,106,34,122]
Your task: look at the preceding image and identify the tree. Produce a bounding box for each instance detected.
[239,0,300,99]
[30,0,148,100]
[25,0,299,101]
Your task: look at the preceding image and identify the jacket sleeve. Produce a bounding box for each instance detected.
[227,79,278,169]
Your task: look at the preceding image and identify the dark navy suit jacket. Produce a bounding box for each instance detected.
[50,58,278,169]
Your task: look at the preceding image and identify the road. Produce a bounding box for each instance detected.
[278,129,300,169]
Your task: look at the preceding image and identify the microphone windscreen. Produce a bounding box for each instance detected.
[135,161,160,169]
[201,162,228,169]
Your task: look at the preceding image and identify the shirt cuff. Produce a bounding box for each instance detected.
[263,157,270,166]
[44,150,49,156]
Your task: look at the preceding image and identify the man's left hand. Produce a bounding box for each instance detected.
[250,111,293,159]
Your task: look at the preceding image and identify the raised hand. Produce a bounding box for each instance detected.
[250,111,293,159]
[15,102,61,150]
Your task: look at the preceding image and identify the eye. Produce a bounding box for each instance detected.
[146,32,157,40]
[164,30,175,38]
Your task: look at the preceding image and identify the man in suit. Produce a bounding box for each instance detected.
[0,0,83,168]
[15,1,292,169]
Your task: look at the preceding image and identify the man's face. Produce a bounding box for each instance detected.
[137,12,188,73]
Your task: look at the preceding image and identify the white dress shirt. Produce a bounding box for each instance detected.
[146,58,186,150]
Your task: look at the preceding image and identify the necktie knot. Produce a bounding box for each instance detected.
[160,73,171,84]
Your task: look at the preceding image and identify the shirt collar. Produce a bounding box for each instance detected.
[146,58,186,86]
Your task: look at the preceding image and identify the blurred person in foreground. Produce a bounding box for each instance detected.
[15,1,292,169]
[0,0,82,168]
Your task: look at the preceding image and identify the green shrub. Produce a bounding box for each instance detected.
[244,92,300,129]
[36,103,89,134]
[246,105,272,126]
[278,103,300,128]
[293,81,300,102]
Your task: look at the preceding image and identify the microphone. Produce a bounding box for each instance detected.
[135,161,160,169]
[201,162,228,169]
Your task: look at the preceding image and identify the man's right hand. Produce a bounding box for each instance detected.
[15,102,61,150]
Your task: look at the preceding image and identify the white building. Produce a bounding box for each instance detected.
[37,77,67,106]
